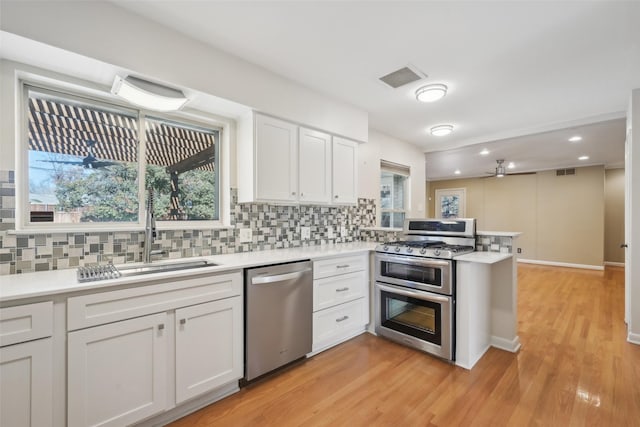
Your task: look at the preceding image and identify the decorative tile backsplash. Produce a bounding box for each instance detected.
[476,235,513,253]
[0,170,400,275]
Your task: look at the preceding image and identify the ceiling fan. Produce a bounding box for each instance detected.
[39,140,118,169]
[485,159,535,178]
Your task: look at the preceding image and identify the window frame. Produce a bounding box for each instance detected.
[379,161,410,229]
[17,79,228,232]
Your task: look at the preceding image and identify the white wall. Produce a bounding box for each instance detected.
[0,1,367,142]
[359,130,426,222]
[628,88,640,344]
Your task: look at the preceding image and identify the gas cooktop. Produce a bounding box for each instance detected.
[375,218,477,259]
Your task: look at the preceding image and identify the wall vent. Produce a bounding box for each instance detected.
[379,66,426,89]
[556,168,576,176]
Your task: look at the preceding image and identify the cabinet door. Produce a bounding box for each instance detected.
[68,313,168,427]
[0,338,53,427]
[332,136,358,204]
[175,296,243,404]
[255,114,298,201]
[298,127,331,203]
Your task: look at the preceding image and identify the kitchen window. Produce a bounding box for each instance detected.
[20,84,221,230]
[380,160,409,228]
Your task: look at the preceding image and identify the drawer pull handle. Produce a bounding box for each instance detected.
[158,324,165,330]
[336,264,350,269]
[180,319,187,325]
[336,287,350,292]
[336,315,349,323]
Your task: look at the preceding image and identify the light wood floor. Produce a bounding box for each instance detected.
[169,264,639,426]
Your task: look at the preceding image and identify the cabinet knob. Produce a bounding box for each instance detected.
[292,191,296,196]
[158,324,165,330]
[334,195,339,199]
[300,192,304,197]
[180,319,187,325]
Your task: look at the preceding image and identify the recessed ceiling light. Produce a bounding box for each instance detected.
[415,84,448,103]
[480,149,490,156]
[569,136,582,142]
[507,162,515,169]
[454,169,461,175]
[430,124,454,136]
[578,155,589,160]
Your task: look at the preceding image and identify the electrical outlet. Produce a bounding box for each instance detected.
[327,227,335,239]
[301,226,311,240]
[239,228,252,243]
[517,248,522,254]
[340,226,347,237]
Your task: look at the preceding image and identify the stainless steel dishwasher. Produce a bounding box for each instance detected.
[245,260,313,381]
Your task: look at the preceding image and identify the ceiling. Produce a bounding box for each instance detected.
[3,1,636,181]
[110,1,639,179]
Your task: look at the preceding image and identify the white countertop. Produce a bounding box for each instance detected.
[0,242,377,303]
[476,231,523,237]
[455,252,513,264]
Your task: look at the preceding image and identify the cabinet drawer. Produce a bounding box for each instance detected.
[0,301,53,347]
[312,298,366,352]
[313,270,366,311]
[313,254,367,279]
[68,271,242,330]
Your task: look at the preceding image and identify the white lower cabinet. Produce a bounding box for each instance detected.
[67,313,168,427]
[0,338,53,427]
[66,271,243,427]
[175,297,242,404]
[311,254,369,353]
[0,301,54,427]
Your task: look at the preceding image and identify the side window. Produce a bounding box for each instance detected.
[380,161,409,228]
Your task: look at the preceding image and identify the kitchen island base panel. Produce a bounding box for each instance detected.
[456,255,519,370]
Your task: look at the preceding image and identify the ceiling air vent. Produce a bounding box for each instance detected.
[556,168,576,176]
[379,66,426,89]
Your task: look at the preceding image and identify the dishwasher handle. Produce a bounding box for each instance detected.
[251,268,311,285]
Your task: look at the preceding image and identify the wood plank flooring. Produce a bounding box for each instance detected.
[169,264,639,426]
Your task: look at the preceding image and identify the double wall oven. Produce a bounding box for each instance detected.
[374,218,476,361]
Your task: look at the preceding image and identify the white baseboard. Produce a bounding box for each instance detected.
[604,261,625,267]
[518,258,604,271]
[490,335,521,353]
[628,332,640,345]
[455,343,491,370]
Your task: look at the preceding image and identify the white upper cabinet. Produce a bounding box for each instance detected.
[299,127,332,204]
[254,114,299,202]
[238,112,358,205]
[332,136,358,204]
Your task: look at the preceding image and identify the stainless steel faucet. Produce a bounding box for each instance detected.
[143,189,165,263]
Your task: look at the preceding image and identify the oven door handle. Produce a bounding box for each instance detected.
[376,283,451,304]
[376,254,451,269]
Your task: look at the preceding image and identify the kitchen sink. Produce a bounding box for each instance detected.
[77,260,216,282]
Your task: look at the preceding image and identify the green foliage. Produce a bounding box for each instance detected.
[54,163,138,222]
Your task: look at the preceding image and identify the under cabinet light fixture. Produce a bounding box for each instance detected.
[111,76,188,112]
[430,124,454,136]
[415,84,448,103]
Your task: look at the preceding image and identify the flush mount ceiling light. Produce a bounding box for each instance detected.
[454,169,461,175]
[111,75,188,112]
[430,124,454,136]
[569,135,582,142]
[578,155,590,160]
[415,84,448,103]
[480,149,490,156]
